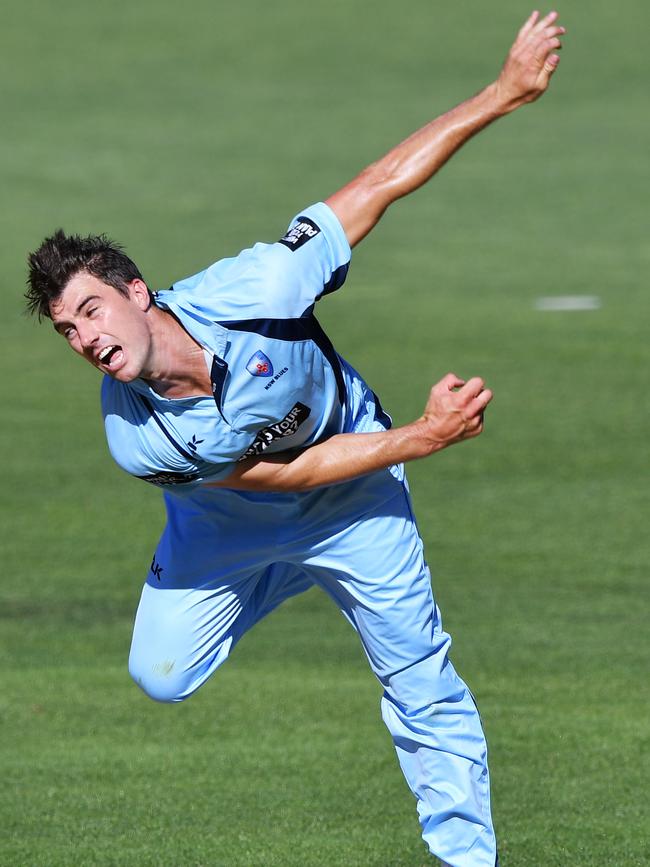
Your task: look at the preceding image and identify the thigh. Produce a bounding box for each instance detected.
[300,469,454,701]
[129,508,313,702]
[129,566,262,703]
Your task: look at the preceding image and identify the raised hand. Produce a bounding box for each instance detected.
[495,10,566,111]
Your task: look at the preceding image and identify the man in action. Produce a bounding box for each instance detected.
[27,12,563,865]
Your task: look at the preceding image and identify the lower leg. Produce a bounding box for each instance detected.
[380,651,497,867]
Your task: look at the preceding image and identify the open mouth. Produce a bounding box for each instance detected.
[97,345,124,369]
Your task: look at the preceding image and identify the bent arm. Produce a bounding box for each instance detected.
[326,10,565,247]
[208,373,492,493]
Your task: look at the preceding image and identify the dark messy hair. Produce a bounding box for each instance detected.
[26,229,145,320]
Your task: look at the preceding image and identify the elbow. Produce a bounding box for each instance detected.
[356,164,398,211]
[361,159,412,205]
[271,470,321,493]
[243,466,321,494]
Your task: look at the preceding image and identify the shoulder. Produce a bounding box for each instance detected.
[101,375,147,424]
[165,203,351,321]
[101,373,128,408]
[100,374,121,412]
[278,202,349,253]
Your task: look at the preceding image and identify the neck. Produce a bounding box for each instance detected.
[142,307,212,399]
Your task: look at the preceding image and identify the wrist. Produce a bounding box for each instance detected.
[485,79,522,116]
[403,418,447,458]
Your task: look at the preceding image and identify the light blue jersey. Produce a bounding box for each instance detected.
[102,202,388,493]
[107,202,497,865]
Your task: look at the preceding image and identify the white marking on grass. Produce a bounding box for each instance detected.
[534,295,601,312]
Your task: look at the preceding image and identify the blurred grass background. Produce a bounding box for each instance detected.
[1,0,649,864]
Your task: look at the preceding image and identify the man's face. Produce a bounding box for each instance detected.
[50,272,153,382]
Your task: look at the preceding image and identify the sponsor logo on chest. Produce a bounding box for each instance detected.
[239,402,311,460]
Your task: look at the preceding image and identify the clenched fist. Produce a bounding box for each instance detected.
[417,373,493,454]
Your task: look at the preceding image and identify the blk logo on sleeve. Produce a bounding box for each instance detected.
[278,217,321,251]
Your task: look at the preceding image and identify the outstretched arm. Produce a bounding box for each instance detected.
[326,10,565,247]
[209,373,492,493]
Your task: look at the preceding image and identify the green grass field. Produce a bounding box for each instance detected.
[2,1,649,864]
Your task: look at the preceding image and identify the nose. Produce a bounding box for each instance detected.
[77,321,99,350]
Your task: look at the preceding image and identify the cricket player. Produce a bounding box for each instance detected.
[26,12,563,865]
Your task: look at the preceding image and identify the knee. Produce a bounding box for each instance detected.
[382,648,465,712]
[128,653,195,704]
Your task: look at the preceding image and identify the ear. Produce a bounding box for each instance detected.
[128,279,152,312]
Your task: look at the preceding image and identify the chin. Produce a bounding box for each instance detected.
[111,367,139,383]
[101,358,136,382]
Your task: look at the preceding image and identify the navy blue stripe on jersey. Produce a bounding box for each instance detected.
[210,355,229,420]
[317,262,349,299]
[371,390,392,430]
[218,315,347,406]
[139,394,197,462]
[306,316,346,406]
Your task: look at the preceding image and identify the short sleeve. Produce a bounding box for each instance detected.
[168,202,352,321]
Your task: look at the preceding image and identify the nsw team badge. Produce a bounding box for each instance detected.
[246,350,274,378]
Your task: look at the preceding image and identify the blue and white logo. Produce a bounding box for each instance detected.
[246,351,274,377]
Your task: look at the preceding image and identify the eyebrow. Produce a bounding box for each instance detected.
[52,295,101,332]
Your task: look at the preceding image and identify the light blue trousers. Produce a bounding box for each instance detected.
[129,468,497,866]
